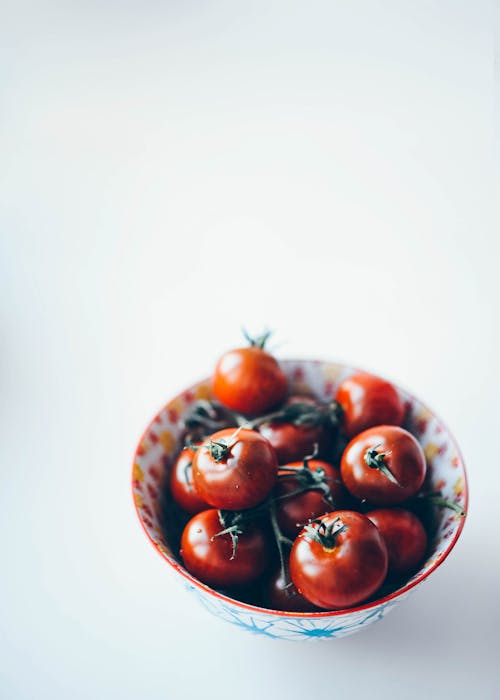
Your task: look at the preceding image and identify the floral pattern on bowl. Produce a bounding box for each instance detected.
[132,360,468,640]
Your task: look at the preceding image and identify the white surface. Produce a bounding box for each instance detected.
[1,1,499,698]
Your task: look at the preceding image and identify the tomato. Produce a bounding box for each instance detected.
[367,508,427,575]
[169,445,210,514]
[275,459,347,538]
[290,511,388,609]
[258,397,332,464]
[336,372,405,438]
[265,564,320,612]
[259,421,328,465]
[213,336,287,416]
[180,509,269,587]
[192,427,278,510]
[340,425,426,505]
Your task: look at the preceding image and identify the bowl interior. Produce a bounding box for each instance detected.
[132,360,467,616]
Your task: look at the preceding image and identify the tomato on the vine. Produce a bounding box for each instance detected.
[258,397,332,464]
[169,445,209,514]
[290,511,388,609]
[340,425,426,505]
[192,427,278,510]
[275,457,347,538]
[213,332,288,416]
[180,509,269,587]
[336,372,405,438]
[367,508,427,575]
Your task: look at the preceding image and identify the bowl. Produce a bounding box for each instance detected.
[132,359,468,640]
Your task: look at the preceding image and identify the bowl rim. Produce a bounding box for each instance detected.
[132,358,469,618]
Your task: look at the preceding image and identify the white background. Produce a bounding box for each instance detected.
[1,1,499,698]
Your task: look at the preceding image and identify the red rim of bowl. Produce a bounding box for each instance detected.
[132,360,469,618]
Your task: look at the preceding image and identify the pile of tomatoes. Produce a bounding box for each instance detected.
[166,333,460,612]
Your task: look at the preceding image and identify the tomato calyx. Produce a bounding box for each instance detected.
[212,510,245,560]
[363,445,401,486]
[242,327,273,350]
[207,426,245,462]
[208,438,231,462]
[303,516,349,549]
[277,445,339,508]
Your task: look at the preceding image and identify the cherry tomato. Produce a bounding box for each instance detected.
[259,421,329,465]
[275,459,347,538]
[265,564,320,612]
[192,428,278,510]
[213,338,287,416]
[169,445,209,514]
[258,397,331,464]
[336,372,405,438]
[340,425,426,505]
[290,511,388,609]
[180,509,269,587]
[367,508,427,575]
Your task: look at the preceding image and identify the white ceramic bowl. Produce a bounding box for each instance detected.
[132,360,468,640]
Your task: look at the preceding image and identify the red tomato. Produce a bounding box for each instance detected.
[367,508,427,575]
[340,425,426,505]
[265,565,320,612]
[169,445,209,514]
[290,511,388,609]
[192,428,278,510]
[258,397,331,464]
[336,372,405,438]
[275,459,347,538]
[180,509,269,587]
[213,342,287,416]
[259,421,329,464]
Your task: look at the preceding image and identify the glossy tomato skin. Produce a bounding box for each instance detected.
[276,460,347,538]
[290,510,388,609]
[259,421,329,465]
[367,508,427,575]
[336,372,405,438]
[169,446,209,514]
[213,346,288,416]
[340,425,426,506]
[180,509,270,588]
[192,428,278,510]
[265,565,320,612]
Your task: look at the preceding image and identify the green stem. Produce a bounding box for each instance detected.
[415,491,466,517]
[242,327,272,349]
[364,445,400,485]
[269,501,294,593]
[213,511,243,560]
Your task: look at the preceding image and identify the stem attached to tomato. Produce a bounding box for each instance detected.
[363,444,401,485]
[242,327,273,350]
[209,439,230,462]
[212,511,244,560]
[208,426,245,462]
[249,400,343,430]
[277,444,337,508]
[303,517,348,549]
